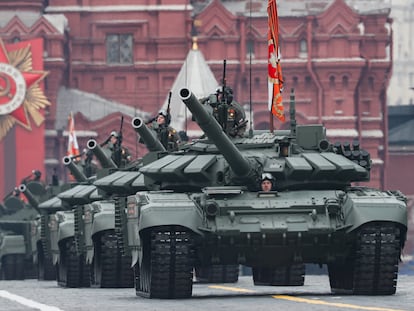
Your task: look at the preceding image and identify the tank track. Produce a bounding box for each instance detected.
[114,197,128,256]
[91,230,134,288]
[24,258,38,279]
[37,250,56,281]
[74,206,84,255]
[40,214,50,257]
[252,263,305,286]
[57,237,90,288]
[329,222,401,295]
[195,264,239,283]
[137,226,194,299]
[0,254,25,280]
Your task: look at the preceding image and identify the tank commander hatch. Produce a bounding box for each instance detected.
[260,173,275,192]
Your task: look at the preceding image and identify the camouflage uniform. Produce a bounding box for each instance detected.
[200,87,247,137]
[145,110,180,151]
[105,131,131,167]
[150,121,180,151]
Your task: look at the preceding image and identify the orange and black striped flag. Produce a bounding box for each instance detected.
[267,0,285,122]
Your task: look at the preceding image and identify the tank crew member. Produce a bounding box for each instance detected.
[103,131,131,167]
[147,110,180,151]
[80,148,98,178]
[201,87,247,137]
[260,173,275,192]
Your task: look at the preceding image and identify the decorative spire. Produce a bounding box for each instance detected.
[192,36,198,50]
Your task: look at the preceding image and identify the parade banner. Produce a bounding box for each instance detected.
[0,38,50,199]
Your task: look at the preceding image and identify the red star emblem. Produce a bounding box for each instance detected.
[0,38,49,134]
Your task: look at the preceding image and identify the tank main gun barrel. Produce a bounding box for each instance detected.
[180,88,251,178]
[87,139,117,169]
[62,156,88,182]
[18,184,40,212]
[131,117,166,152]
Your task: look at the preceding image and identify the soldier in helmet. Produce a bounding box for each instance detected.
[146,110,180,151]
[103,130,131,167]
[260,173,275,192]
[201,87,247,137]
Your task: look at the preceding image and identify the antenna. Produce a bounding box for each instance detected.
[248,0,253,138]
[289,88,296,137]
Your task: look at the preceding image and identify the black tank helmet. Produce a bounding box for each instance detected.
[158,109,171,125]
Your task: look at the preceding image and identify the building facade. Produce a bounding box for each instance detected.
[0,0,396,197]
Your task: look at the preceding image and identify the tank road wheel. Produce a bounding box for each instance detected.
[195,264,239,283]
[91,230,134,288]
[58,238,90,288]
[252,264,305,286]
[329,222,401,295]
[137,226,194,299]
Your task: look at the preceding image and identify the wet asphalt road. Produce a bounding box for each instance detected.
[1,274,414,311]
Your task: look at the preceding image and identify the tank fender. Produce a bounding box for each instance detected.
[57,221,74,246]
[342,190,407,233]
[129,192,204,267]
[0,235,26,260]
[90,211,114,237]
[138,197,204,235]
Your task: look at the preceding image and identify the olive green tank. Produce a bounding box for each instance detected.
[125,88,408,299]
[0,175,43,280]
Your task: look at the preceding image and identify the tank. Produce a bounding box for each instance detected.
[125,88,408,299]
[33,157,94,287]
[54,154,104,288]
[86,134,150,288]
[0,182,40,280]
[37,182,72,282]
[20,171,77,281]
[56,140,142,288]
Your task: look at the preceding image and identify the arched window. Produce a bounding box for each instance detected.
[368,77,374,90]
[329,76,336,88]
[299,39,307,58]
[246,38,255,57]
[292,76,299,87]
[305,76,312,87]
[342,75,349,88]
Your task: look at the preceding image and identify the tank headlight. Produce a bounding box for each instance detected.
[205,202,219,218]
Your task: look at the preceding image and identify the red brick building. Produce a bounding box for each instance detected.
[0,0,397,197]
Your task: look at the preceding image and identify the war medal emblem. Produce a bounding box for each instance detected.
[0,38,50,140]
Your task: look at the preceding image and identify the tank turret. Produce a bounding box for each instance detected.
[87,139,117,169]
[131,117,166,152]
[62,156,88,182]
[3,194,25,214]
[180,88,253,179]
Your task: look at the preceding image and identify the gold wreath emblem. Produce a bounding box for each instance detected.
[0,38,50,141]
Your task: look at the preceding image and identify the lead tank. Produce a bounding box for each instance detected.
[126,88,407,299]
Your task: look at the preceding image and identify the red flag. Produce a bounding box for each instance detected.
[268,0,285,122]
[67,112,80,157]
